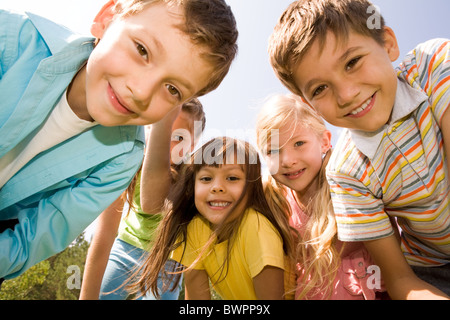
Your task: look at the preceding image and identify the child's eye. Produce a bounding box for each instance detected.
[136,43,148,58]
[346,56,361,71]
[312,85,327,97]
[294,141,304,147]
[199,176,212,182]
[172,134,184,142]
[266,149,279,156]
[166,84,181,99]
[227,176,241,182]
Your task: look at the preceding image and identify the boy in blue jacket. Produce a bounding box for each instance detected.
[0,0,237,281]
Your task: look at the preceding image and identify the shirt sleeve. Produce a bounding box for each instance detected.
[397,38,450,126]
[0,148,143,279]
[241,212,286,278]
[327,169,394,242]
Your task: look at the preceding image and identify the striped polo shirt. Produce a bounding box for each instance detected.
[327,38,450,267]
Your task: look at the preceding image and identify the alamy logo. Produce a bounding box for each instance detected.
[366,265,381,290]
[66,265,81,290]
[367,5,382,30]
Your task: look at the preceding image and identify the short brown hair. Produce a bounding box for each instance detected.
[114,0,238,98]
[181,98,206,132]
[268,0,385,96]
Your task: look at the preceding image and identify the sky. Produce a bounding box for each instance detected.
[2,0,449,239]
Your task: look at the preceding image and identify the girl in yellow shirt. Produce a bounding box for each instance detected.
[129,137,296,299]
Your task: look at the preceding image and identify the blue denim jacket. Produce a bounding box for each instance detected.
[0,10,145,278]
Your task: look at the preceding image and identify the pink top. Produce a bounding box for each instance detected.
[286,190,387,300]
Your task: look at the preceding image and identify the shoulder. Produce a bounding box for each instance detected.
[241,208,275,229]
[0,9,93,79]
[403,38,449,63]
[0,9,30,29]
[0,9,46,66]
[185,215,212,244]
[0,8,86,49]
[397,38,450,120]
[327,130,365,175]
[1,8,93,54]
[239,209,281,242]
[413,38,449,56]
[397,38,450,82]
[25,11,93,54]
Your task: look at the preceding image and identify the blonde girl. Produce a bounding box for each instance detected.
[256,93,388,300]
[130,137,296,299]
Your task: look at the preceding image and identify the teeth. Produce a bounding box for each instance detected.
[286,169,303,176]
[209,202,230,207]
[351,97,372,115]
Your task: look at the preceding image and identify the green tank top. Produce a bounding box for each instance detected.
[117,172,163,251]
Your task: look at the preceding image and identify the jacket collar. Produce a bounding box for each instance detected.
[26,11,91,55]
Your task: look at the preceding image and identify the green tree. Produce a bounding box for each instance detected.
[0,233,89,300]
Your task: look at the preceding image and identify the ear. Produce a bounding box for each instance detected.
[382,26,400,62]
[320,130,332,154]
[91,0,116,39]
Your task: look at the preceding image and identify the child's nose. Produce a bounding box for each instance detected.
[280,152,297,168]
[127,75,156,107]
[211,184,225,193]
[335,81,360,108]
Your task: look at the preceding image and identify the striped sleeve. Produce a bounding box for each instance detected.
[397,38,450,126]
[326,132,394,242]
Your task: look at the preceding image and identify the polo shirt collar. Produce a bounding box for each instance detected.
[349,79,428,159]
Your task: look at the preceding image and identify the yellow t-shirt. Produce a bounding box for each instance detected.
[171,208,292,300]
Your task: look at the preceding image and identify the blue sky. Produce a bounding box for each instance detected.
[2,0,449,238]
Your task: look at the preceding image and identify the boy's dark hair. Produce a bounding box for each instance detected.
[268,0,385,96]
[115,0,238,98]
[181,98,206,132]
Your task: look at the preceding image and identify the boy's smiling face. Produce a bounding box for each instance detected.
[293,28,400,133]
[77,1,213,126]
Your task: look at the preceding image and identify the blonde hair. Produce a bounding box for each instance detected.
[268,0,385,97]
[256,93,340,299]
[113,0,238,97]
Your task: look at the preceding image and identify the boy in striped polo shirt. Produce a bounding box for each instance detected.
[268,0,449,299]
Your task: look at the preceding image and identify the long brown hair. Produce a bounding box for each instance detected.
[128,137,295,298]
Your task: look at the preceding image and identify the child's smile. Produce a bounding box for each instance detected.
[70,2,214,127]
[195,164,248,227]
[107,83,134,115]
[283,168,306,180]
[346,93,376,118]
[208,201,232,209]
[293,28,400,133]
